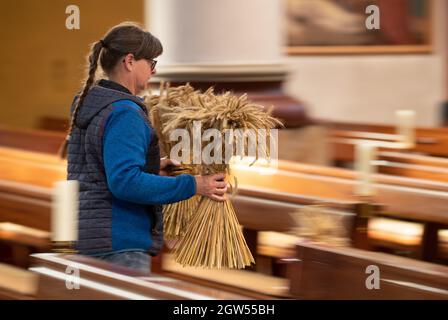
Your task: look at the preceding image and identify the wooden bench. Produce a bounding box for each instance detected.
[289,241,448,299]
[378,151,448,169]
[271,160,448,260]
[0,144,445,267]
[0,263,38,299]
[276,159,448,193]
[0,145,369,297]
[26,245,448,300]
[0,164,369,280]
[0,156,444,301]
[231,163,448,262]
[377,161,448,183]
[0,173,294,297]
[0,147,64,267]
[0,147,65,187]
[231,186,378,275]
[326,121,448,163]
[0,180,52,267]
[0,140,446,280]
[0,126,65,155]
[373,151,448,183]
[29,253,278,300]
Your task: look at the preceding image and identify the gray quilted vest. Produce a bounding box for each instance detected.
[67,85,162,255]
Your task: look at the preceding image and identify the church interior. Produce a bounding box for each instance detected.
[0,0,447,300]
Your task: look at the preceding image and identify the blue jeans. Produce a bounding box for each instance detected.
[96,251,151,274]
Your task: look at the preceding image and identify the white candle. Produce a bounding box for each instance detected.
[395,110,416,147]
[51,180,79,242]
[355,142,377,196]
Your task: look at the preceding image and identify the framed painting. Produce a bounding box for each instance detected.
[285,0,433,55]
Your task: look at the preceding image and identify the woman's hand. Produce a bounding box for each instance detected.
[194,173,228,202]
[159,157,181,176]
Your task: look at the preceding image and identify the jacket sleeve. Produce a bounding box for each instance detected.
[102,105,196,205]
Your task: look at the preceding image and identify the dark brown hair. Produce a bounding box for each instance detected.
[59,21,163,158]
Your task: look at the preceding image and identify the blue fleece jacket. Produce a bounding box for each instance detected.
[101,100,196,253]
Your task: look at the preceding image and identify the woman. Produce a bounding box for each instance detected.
[63,22,226,274]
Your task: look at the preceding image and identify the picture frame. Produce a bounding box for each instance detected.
[285,0,433,55]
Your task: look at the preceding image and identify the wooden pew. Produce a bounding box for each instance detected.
[377,161,448,183]
[0,146,369,297]
[29,253,279,300]
[275,159,448,193]
[0,125,65,155]
[0,147,65,187]
[322,140,448,183]
[270,160,448,260]
[231,164,448,262]
[0,149,57,231]
[231,186,376,271]
[374,151,448,183]
[28,246,448,300]
[0,172,294,297]
[1,141,447,259]
[378,151,448,169]
[0,142,446,287]
[0,168,370,282]
[145,157,438,280]
[0,158,444,301]
[0,147,63,267]
[289,241,448,299]
[0,146,368,265]
[326,121,448,163]
[0,180,52,267]
[0,144,446,267]
[0,146,65,165]
[1,126,446,299]
[232,164,448,226]
[0,263,39,299]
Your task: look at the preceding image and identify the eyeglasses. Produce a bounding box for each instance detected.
[147,59,157,71]
[121,56,157,71]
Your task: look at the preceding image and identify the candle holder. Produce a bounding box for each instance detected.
[395,110,416,148]
[354,142,377,197]
[51,241,78,254]
[353,139,418,198]
[352,196,378,218]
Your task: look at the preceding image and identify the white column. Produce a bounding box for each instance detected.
[144,0,286,80]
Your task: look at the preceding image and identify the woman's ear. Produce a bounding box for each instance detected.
[123,53,135,71]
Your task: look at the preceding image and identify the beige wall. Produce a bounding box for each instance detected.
[284,0,448,127]
[0,0,143,129]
